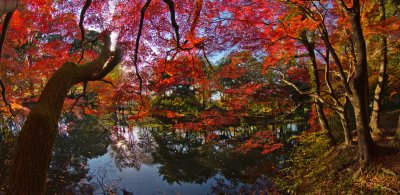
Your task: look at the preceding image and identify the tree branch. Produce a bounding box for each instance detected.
[162,0,194,51]
[77,0,93,64]
[276,103,303,123]
[0,11,13,58]
[336,0,351,12]
[0,11,15,116]
[132,0,151,99]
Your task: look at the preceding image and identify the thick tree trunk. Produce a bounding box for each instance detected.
[7,63,78,194]
[370,0,387,134]
[347,0,374,167]
[7,33,122,194]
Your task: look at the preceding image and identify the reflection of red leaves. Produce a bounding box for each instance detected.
[237,131,283,154]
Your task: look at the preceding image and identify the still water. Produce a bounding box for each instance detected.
[1,115,305,194]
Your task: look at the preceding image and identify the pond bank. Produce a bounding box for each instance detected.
[275,110,400,194]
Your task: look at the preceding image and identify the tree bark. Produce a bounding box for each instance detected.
[7,33,122,194]
[345,0,374,167]
[340,98,354,146]
[0,0,18,15]
[370,0,387,134]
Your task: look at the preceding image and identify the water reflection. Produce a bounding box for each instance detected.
[0,113,304,194]
[109,127,154,171]
[47,114,110,194]
[152,130,217,185]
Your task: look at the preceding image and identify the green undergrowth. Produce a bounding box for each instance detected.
[275,131,400,194]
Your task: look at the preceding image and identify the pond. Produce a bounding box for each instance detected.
[0,115,306,194]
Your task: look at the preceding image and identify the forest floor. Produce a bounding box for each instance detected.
[275,110,400,194]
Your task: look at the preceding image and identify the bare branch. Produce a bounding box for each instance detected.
[133,0,151,99]
[276,70,304,94]
[162,0,194,51]
[319,29,352,95]
[162,0,181,46]
[77,0,93,64]
[275,68,344,112]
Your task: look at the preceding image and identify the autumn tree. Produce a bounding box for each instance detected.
[1,0,122,193]
[7,31,123,194]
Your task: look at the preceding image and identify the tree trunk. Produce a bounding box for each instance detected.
[340,98,354,146]
[347,0,374,167]
[301,32,335,146]
[7,63,78,194]
[0,0,18,15]
[315,103,335,146]
[370,0,387,134]
[7,33,122,194]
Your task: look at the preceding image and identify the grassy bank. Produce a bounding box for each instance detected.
[275,111,400,194]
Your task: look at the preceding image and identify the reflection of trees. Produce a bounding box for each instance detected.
[109,127,154,171]
[90,162,118,194]
[150,127,285,187]
[46,114,110,194]
[151,129,217,184]
[211,177,274,194]
[217,149,279,185]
